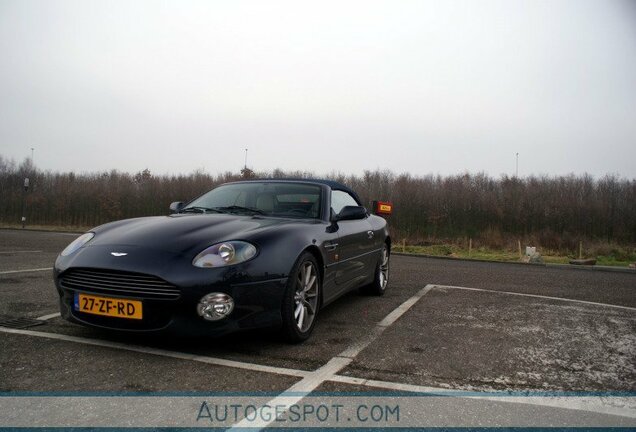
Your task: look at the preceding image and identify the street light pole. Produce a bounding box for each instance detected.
[21,177,29,229]
[516,153,519,178]
[244,148,248,170]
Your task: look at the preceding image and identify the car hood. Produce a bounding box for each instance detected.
[87,214,305,255]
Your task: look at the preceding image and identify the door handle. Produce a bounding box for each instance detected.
[325,243,338,251]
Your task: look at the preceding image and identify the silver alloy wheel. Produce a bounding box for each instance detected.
[379,247,389,290]
[294,261,319,332]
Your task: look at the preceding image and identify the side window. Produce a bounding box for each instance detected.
[331,190,359,215]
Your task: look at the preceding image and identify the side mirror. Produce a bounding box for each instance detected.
[333,206,367,221]
[169,201,184,214]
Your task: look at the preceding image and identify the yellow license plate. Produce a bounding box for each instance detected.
[74,293,142,320]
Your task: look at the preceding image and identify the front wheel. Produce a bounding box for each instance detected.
[281,252,321,343]
[361,244,390,296]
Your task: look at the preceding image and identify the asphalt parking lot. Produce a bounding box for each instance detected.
[1,228,635,427]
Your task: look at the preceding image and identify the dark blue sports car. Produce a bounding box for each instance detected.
[54,179,391,342]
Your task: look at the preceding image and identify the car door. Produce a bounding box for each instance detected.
[330,190,374,287]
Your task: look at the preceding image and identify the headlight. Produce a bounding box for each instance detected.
[192,241,257,268]
[60,232,95,256]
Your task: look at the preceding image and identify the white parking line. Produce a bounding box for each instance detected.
[338,285,433,359]
[331,374,449,393]
[0,250,43,254]
[36,312,61,321]
[229,285,434,429]
[329,375,636,419]
[431,284,636,311]
[0,267,53,275]
[0,326,309,378]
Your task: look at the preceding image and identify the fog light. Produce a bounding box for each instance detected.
[197,293,234,321]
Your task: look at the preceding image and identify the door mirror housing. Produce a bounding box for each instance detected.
[169,201,184,214]
[333,206,367,221]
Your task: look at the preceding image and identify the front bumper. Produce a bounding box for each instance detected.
[56,276,288,336]
[54,245,289,336]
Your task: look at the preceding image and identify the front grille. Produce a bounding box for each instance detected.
[60,268,180,300]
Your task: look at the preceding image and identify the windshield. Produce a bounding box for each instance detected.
[183,182,322,219]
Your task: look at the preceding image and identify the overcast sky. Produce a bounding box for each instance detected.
[1,0,635,178]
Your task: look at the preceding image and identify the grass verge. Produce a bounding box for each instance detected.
[397,244,635,268]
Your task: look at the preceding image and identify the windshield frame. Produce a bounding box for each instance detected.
[181,181,329,221]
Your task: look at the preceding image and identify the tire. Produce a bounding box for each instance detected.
[361,244,390,296]
[281,252,321,343]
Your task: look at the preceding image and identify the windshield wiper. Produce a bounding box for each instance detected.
[180,206,225,214]
[214,206,267,215]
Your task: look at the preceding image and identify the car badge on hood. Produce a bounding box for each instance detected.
[110,252,128,257]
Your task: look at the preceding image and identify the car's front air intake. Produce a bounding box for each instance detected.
[60,268,180,300]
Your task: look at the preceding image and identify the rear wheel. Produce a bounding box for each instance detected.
[281,252,320,343]
[361,244,389,296]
